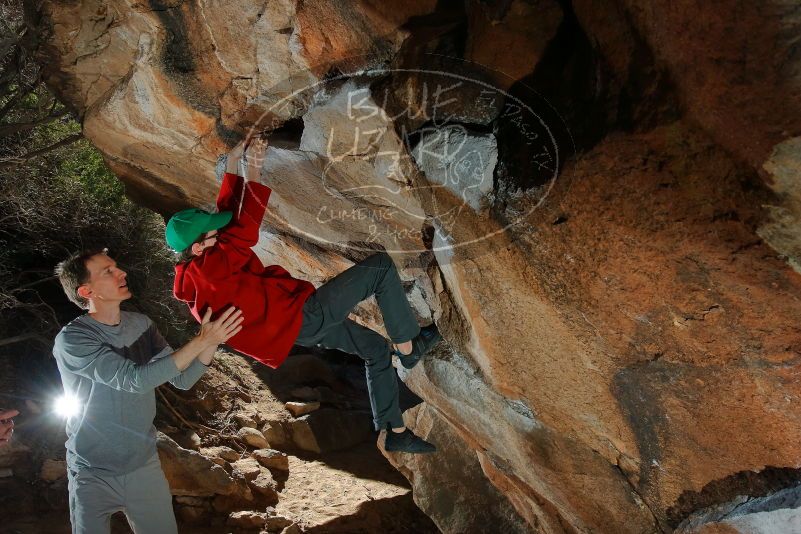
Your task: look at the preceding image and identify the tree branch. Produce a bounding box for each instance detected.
[0,38,26,96]
[0,332,49,348]
[0,106,68,137]
[13,274,57,290]
[0,132,82,168]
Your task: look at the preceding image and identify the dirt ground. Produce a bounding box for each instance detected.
[3,444,435,534]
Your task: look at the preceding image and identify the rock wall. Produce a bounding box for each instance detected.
[25,1,801,532]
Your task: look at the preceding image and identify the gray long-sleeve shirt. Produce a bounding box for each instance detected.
[53,311,207,475]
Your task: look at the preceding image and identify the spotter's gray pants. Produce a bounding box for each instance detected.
[67,452,177,534]
[295,252,421,430]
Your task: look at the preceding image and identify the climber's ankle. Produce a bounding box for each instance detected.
[393,341,412,356]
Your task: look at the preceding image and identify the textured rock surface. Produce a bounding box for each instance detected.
[231,457,262,482]
[584,0,801,171]
[227,510,267,528]
[572,0,801,280]
[250,470,279,504]
[261,420,290,450]
[253,449,290,471]
[759,136,801,273]
[383,403,530,533]
[465,0,562,89]
[199,445,240,463]
[28,1,801,532]
[284,401,320,417]
[676,484,801,533]
[27,0,437,213]
[265,515,294,531]
[237,426,270,449]
[693,509,801,534]
[156,433,242,497]
[411,125,498,211]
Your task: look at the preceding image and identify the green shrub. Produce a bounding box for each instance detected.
[0,133,193,351]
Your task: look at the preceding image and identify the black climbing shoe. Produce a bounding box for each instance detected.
[385,429,437,454]
[394,324,441,370]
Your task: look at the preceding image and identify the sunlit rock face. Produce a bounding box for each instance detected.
[26,0,437,214]
[28,0,801,532]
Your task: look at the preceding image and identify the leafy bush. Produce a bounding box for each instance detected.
[0,0,192,354]
[0,135,194,351]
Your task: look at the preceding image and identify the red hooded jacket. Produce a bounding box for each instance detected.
[173,172,316,368]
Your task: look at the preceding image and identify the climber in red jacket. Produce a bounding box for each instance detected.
[166,136,441,453]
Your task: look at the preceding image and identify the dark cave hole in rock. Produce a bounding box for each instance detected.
[266,117,305,151]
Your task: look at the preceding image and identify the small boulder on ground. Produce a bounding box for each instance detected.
[175,430,201,450]
[250,471,279,505]
[234,412,258,428]
[157,433,239,497]
[237,427,269,449]
[285,401,321,417]
[227,510,267,528]
[250,470,276,492]
[199,446,240,464]
[265,515,293,531]
[231,458,262,481]
[252,449,290,471]
[261,421,289,449]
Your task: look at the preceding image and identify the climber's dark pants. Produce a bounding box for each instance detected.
[294,252,421,430]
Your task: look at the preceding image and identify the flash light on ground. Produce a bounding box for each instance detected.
[54,393,81,418]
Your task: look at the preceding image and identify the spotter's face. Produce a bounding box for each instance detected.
[82,254,131,304]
